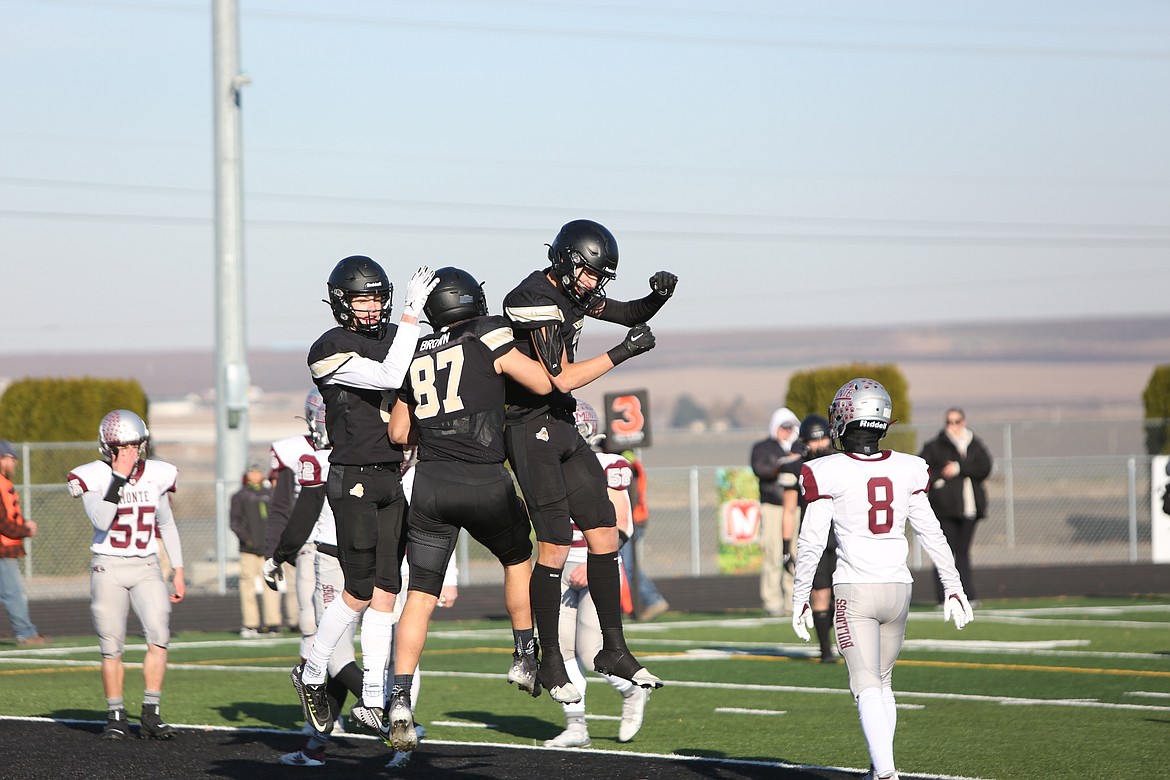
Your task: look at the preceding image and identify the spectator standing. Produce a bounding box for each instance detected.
[0,440,47,646]
[750,407,802,616]
[231,463,279,637]
[919,408,993,604]
[620,449,669,621]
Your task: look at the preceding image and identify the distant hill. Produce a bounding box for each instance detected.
[3,315,1164,425]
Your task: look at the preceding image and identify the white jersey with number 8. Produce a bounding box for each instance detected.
[793,450,962,607]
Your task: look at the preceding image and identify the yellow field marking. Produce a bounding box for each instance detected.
[0,667,97,676]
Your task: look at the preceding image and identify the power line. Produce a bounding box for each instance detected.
[3,207,1169,248]
[16,0,1170,61]
[3,175,1168,237]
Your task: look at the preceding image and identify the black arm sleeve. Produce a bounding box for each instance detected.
[264,468,298,557]
[272,484,325,565]
[593,294,667,326]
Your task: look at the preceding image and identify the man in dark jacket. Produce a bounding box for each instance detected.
[231,463,279,636]
[919,408,993,604]
[750,408,801,616]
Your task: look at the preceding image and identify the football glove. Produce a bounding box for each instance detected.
[792,602,813,642]
[403,265,439,319]
[262,558,283,592]
[943,590,974,630]
[649,271,678,298]
[607,324,656,366]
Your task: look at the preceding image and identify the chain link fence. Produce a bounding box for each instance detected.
[6,419,1167,599]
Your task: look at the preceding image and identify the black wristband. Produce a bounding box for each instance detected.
[618,528,631,547]
[607,343,633,366]
[103,473,128,504]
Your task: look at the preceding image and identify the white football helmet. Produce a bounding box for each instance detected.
[305,387,329,449]
[828,377,892,448]
[573,400,605,447]
[98,409,150,462]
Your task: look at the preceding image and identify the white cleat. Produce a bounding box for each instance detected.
[543,726,591,748]
[618,686,650,742]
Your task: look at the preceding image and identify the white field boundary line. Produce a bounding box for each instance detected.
[6,660,1166,714]
[0,715,994,780]
[4,633,1168,664]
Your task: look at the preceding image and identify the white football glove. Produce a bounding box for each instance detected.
[943,590,974,630]
[262,558,283,592]
[402,265,439,319]
[791,602,813,642]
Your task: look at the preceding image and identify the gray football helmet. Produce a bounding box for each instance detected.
[827,378,892,448]
[573,400,605,447]
[304,387,329,449]
[98,409,150,462]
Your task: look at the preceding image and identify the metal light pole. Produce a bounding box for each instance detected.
[212,0,251,592]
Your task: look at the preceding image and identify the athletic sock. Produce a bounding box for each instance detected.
[587,552,627,650]
[513,627,536,656]
[142,690,161,707]
[813,610,833,656]
[531,563,563,653]
[360,607,396,707]
[304,599,361,684]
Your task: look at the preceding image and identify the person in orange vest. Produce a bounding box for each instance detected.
[0,440,47,646]
[619,450,670,621]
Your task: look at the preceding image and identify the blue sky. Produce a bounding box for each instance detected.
[2,0,1168,354]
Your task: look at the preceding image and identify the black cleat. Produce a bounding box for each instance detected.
[537,652,582,704]
[291,664,335,734]
[101,708,130,740]
[594,647,663,689]
[138,703,175,739]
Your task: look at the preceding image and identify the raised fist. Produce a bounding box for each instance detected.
[608,324,656,366]
[649,271,678,298]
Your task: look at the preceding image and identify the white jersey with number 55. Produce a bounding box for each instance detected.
[68,459,179,558]
[793,450,961,606]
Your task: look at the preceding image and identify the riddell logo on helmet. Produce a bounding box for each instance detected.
[857,420,886,428]
[364,281,384,289]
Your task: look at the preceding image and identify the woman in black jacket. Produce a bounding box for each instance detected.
[919,409,993,604]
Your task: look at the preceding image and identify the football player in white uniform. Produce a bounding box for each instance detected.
[67,410,185,741]
[791,379,974,780]
[267,389,330,656]
[265,389,324,652]
[544,401,652,748]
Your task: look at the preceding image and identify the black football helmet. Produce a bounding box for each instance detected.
[799,414,830,442]
[326,255,392,338]
[423,267,488,329]
[547,219,619,309]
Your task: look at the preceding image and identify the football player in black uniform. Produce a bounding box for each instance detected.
[502,219,677,696]
[790,413,839,663]
[291,256,438,735]
[383,267,554,750]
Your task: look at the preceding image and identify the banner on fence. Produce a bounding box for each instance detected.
[1153,456,1170,563]
[715,467,761,574]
